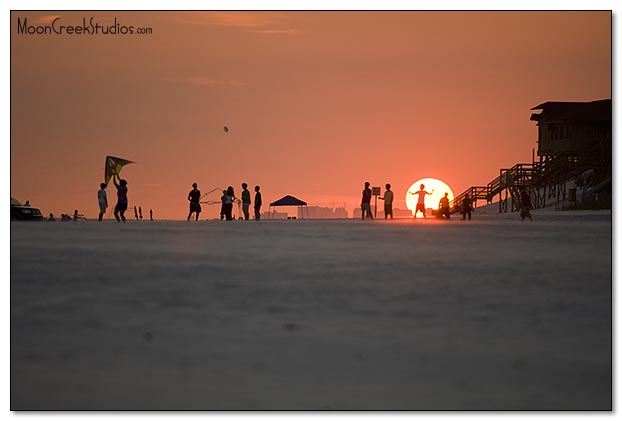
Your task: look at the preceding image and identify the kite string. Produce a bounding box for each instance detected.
[200,187,225,205]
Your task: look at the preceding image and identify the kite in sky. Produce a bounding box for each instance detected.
[104,156,135,186]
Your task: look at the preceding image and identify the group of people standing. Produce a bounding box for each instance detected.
[360,182,400,220]
[361,182,439,220]
[187,183,262,221]
[95,175,530,222]
[360,182,397,220]
[97,177,263,223]
[360,181,533,221]
[360,182,474,221]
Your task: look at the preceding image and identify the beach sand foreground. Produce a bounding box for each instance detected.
[10,212,612,410]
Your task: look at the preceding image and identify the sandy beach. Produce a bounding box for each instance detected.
[10,211,612,410]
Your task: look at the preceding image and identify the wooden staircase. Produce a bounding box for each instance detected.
[449,156,601,214]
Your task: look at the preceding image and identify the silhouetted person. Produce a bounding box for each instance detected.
[254,185,262,220]
[73,209,85,221]
[220,190,227,220]
[361,182,373,220]
[112,173,128,223]
[224,186,236,221]
[461,194,472,220]
[139,206,143,220]
[187,182,202,221]
[134,205,139,220]
[409,184,434,219]
[438,192,450,219]
[520,187,533,221]
[241,183,251,220]
[150,209,153,221]
[47,213,55,221]
[24,200,30,207]
[379,183,393,219]
[98,183,108,221]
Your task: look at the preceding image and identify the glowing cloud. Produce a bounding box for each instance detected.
[250,29,301,34]
[171,12,289,28]
[33,15,61,24]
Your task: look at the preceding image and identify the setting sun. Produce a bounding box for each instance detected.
[405,178,454,218]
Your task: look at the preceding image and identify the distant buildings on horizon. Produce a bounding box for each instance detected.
[298,205,348,219]
[260,205,417,219]
[352,207,414,219]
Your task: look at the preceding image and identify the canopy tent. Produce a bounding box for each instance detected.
[268,195,309,219]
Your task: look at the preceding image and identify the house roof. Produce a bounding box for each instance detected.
[530,99,611,123]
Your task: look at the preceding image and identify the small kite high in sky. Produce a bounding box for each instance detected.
[224,126,229,133]
[104,156,135,186]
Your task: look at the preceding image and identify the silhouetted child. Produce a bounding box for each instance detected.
[47,213,55,221]
[409,184,434,219]
[254,185,262,220]
[438,192,450,219]
[73,209,85,221]
[520,188,533,221]
[150,209,153,221]
[224,186,236,221]
[113,173,128,223]
[187,182,202,221]
[361,182,373,220]
[461,194,472,220]
[98,183,108,221]
[241,183,251,220]
[220,190,227,220]
[379,183,393,219]
[139,206,143,220]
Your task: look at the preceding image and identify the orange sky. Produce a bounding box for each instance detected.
[10,11,611,219]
